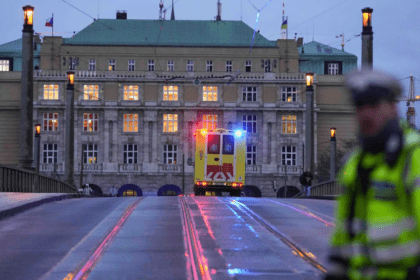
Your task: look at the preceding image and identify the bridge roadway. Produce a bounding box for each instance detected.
[0,196,336,280]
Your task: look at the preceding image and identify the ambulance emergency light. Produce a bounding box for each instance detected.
[234,130,244,138]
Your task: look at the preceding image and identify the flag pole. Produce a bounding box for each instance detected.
[52,13,54,37]
[286,16,288,39]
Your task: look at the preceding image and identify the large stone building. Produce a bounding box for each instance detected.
[0,12,358,196]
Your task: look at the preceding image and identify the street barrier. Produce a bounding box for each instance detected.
[0,165,76,193]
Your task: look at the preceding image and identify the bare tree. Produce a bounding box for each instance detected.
[316,139,359,183]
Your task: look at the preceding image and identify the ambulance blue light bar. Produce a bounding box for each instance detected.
[234,130,244,138]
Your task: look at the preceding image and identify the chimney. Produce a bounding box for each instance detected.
[116,10,127,20]
[296,37,304,47]
[216,0,222,21]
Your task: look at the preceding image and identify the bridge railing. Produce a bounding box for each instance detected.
[292,180,342,198]
[309,180,342,196]
[0,165,76,193]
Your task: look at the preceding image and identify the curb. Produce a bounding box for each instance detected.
[0,193,83,221]
[297,195,338,200]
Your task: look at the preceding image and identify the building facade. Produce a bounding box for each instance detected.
[298,41,358,182]
[0,14,359,195]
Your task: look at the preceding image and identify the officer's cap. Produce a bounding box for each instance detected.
[345,69,402,107]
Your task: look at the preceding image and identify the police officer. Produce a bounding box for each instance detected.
[325,69,420,280]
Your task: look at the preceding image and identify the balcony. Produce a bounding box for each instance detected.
[119,164,142,172]
[40,163,63,172]
[79,163,103,172]
[159,164,180,173]
[278,165,301,175]
[34,70,311,83]
[245,165,261,174]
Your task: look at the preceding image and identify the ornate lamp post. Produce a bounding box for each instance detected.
[34,123,41,192]
[305,72,314,175]
[330,128,337,181]
[65,71,75,186]
[361,7,373,70]
[20,5,35,170]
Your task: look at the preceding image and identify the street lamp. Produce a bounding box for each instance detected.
[67,71,74,86]
[306,72,314,88]
[19,5,35,170]
[65,71,75,186]
[34,123,41,192]
[330,128,337,181]
[361,7,373,70]
[362,8,373,29]
[23,5,34,27]
[305,72,314,176]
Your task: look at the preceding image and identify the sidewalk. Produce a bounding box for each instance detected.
[0,192,82,220]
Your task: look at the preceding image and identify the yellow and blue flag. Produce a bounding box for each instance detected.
[281,19,287,29]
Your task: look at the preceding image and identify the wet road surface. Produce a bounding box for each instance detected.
[0,196,335,280]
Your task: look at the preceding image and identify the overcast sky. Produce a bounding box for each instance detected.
[1,0,420,127]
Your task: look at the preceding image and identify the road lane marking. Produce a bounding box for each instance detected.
[268,199,336,221]
[224,198,328,274]
[179,196,213,280]
[69,198,143,280]
[41,198,144,280]
[266,199,335,227]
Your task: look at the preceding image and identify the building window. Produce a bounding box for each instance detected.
[148,60,155,71]
[246,145,257,165]
[0,59,10,71]
[89,59,96,71]
[83,85,99,100]
[206,60,213,72]
[203,86,217,101]
[167,60,174,72]
[203,114,217,130]
[282,115,297,134]
[124,144,138,164]
[83,113,98,132]
[328,63,339,75]
[187,60,194,72]
[109,59,116,71]
[264,60,271,72]
[282,146,296,166]
[282,87,297,102]
[123,85,138,100]
[228,122,233,130]
[43,84,59,99]
[245,60,251,72]
[243,115,257,133]
[128,59,135,71]
[43,113,58,131]
[324,61,342,75]
[242,86,257,102]
[163,144,177,164]
[226,61,232,72]
[83,144,98,164]
[163,114,178,132]
[43,143,57,164]
[123,114,138,132]
[163,85,178,101]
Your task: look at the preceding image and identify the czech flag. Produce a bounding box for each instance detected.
[281,19,287,30]
[45,17,53,27]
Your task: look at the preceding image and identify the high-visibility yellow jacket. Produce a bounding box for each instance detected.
[328,123,420,280]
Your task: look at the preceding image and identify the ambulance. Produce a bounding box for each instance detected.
[194,128,246,196]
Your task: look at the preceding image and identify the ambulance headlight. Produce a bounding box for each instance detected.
[234,130,243,138]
